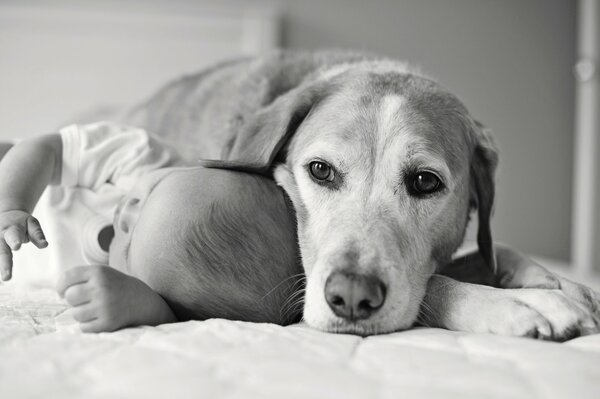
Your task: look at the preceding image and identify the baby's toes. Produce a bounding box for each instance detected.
[71,303,99,323]
[63,284,92,307]
[79,311,122,333]
[75,299,125,333]
[79,318,114,333]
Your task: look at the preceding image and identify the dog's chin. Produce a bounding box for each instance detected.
[304,309,419,337]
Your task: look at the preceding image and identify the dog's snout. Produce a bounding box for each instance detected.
[325,272,386,321]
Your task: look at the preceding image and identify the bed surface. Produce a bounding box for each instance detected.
[1,284,599,399]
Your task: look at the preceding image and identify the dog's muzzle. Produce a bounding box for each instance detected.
[324,271,386,321]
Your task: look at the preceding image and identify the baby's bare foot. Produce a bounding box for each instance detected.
[56,265,177,332]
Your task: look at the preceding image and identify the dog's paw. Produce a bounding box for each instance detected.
[494,247,600,330]
[548,276,600,326]
[479,289,599,341]
[514,289,599,340]
[475,296,552,339]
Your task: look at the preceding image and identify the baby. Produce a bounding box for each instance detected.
[0,122,302,332]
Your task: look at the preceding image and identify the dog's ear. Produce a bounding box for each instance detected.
[471,120,499,274]
[201,80,333,175]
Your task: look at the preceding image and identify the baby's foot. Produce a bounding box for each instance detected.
[56,265,176,332]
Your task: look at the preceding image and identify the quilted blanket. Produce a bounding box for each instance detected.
[1,283,599,399]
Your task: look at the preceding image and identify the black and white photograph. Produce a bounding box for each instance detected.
[0,0,599,398]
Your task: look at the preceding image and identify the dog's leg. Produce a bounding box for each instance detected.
[494,244,600,326]
[419,274,599,340]
[494,244,578,289]
[438,250,496,286]
[440,245,600,331]
[439,245,563,289]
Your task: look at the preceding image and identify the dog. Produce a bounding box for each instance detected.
[120,50,599,339]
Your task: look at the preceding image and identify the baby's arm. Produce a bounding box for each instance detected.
[57,265,177,332]
[0,134,62,280]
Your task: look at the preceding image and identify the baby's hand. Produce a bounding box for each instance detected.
[56,265,176,333]
[0,210,47,280]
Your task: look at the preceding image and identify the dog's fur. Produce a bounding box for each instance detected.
[118,50,599,338]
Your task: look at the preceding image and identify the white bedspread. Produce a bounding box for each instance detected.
[1,284,599,399]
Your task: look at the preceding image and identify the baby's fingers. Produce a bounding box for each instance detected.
[27,216,48,249]
[4,225,27,251]
[0,240,13,281]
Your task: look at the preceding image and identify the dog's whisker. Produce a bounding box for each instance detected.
[260,273,305,302]
[279,287,306,322]
[416,300,438,327]
[281,288,305,309]
[288,276,307,292]
[283,289,305,306]
[283,297,305,318]
[280,294,305,324]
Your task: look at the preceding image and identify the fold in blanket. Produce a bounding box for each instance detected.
[1,284,599,399]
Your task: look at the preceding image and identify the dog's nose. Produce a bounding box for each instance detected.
[324,272,386,320]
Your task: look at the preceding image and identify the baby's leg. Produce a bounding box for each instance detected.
[56,265,177,332]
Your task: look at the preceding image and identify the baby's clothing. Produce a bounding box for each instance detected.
[13,122,183,288]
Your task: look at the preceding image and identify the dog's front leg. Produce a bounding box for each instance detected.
[439,245,600,333]
[419,274,599,340]
[493,245,600,327]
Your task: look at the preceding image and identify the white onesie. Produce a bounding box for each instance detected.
[12,122,183,288]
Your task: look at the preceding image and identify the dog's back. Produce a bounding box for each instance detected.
[123,51,381,160]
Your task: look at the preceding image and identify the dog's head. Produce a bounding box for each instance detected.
[210,63,498,334]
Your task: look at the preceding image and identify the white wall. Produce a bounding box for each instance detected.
[0,0,278,137]
[0,0,577,262]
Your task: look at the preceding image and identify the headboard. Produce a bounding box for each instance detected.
[0,0,280,140]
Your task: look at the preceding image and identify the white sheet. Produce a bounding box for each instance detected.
[1,283,599,399]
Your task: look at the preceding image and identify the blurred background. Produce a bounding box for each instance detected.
[1,0,598,277]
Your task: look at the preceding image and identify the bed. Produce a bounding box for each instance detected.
[1,283,599,399]
[2,4,599,398]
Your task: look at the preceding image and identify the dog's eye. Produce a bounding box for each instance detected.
[309,161,334,181]
[409,171,442,195]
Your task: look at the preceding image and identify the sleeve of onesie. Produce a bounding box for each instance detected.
[59,122,182,191]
